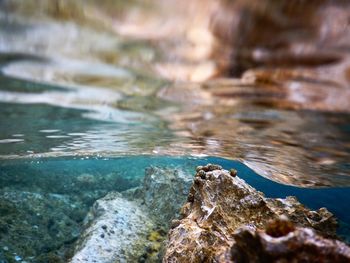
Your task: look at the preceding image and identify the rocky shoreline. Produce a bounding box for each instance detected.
[70,164,350,262]
[163,164,350,262]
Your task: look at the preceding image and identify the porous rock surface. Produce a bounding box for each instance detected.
[124,166,193,225]
[229,218,350,263]
[71,166,192,263]
[163,164,340,262]
[70,192,153,263]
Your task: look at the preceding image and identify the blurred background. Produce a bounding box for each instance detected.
[0,0,350,188]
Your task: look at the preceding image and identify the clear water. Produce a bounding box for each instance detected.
[0,12,349,187]
[0,2,350,262]
[0,74,174,158]
[1,156,349,262]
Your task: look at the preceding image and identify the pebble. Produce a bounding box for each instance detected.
[197,170,206,179]
[196,166,203,172]
[230,169,237,177]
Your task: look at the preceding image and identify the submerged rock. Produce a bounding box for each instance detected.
[0,189,85,262]
[71,166,192,263]
[124,166,193,225]
[70,192,154,263]
[163,164,340,262]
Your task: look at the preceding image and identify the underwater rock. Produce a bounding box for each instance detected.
[163,164,338,262]
[0,189,84,262]
[71,166,192,262]
[70,192,154,263]
[229,218,350,263]
[124,166,193,225]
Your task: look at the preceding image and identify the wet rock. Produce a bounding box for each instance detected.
[0,189,83,262]
[76,173,97,187]
[230,218,350,263]
[36,252,64,263]
[123,166,193,226]
[229,168,237,177]
[71,166,192,262]
[70,192,154,263]
[196,163,222,172]
[163,164,338,262]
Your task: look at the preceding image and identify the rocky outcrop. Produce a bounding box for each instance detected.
[124,166,193,225]
[71,166,192,263]
[163,164,341,262]
[229,218,350,263]
[71,163,349,262]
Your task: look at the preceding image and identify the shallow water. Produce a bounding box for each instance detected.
[0,1,350,262]
[0,7,349,187]
[1,155,349,262]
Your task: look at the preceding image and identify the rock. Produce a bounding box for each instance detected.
[230,218,350,263]
[123,166,193,226]
[196,164,222,172]
[71,166,193,262]
[163,164,339,262]
[229,168,237,177]
[76,173,96,186]
[70,192,154,263]
[0,190,83,262]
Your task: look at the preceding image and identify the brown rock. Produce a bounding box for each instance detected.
[163,164,339,262]
[230,218,350,263]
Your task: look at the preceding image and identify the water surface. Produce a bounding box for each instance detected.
[0,7,349,187]
[0,2,349,262]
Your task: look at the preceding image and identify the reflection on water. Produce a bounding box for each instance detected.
[160,81,350,187]
[0,1,349,189]
[0,2,350,261]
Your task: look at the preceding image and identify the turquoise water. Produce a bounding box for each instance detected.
[3,155,349,227]
[0,62,350,262]
[1,4,350,262]
[212,157,350,242]
[1,156,349,261]
[0,73,177,158]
